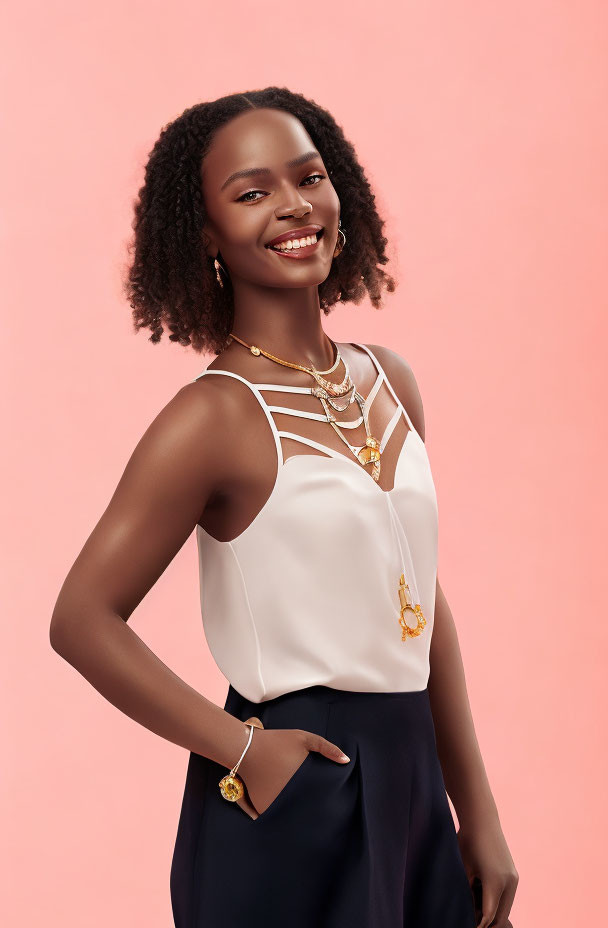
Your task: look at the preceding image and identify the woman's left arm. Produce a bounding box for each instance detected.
[369,344,519,928]
[431,577,519,928]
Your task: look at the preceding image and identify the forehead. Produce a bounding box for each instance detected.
[202,108,317,185]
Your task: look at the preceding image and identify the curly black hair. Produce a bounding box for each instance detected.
[122,86,397,356]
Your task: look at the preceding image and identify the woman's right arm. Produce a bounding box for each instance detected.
[50,376,350,819]
[49,378,252,771]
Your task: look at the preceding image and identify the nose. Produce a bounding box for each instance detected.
[274,188,313,220]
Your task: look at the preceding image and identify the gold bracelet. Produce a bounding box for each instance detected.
[218,716,264,802]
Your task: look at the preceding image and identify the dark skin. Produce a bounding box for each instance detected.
[50,107,517,927]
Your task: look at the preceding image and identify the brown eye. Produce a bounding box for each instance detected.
[236,189,266,203]
[236,173,325,204]
[301,173,325,186]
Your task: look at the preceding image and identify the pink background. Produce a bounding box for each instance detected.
[3,2,606,925]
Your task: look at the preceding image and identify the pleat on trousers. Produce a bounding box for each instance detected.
[170,683,477,928]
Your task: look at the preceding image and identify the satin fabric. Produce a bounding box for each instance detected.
[193,344,439,703]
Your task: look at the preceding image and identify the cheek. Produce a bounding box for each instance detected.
[322,182,341,213]
[220,208,266,250]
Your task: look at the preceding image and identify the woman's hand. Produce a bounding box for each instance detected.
[234,721,350,820]
[457,815,519,928]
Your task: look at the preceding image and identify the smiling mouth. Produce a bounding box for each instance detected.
[265,228,325,259]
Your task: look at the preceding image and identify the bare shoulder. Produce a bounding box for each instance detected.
[50,373,260,628]
[167,371,260,480]
[147,374,236,466]
[360,343,426,442]
[180,367,280,485]
[105,374,240,530]
[101,372,250,533]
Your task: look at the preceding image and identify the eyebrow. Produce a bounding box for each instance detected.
[220,150,322,192]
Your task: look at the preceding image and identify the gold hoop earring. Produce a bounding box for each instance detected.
[333,220,346,258]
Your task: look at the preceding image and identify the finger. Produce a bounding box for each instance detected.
[309,733,350,763]
[485,872,518,928]
[475,877,502,928]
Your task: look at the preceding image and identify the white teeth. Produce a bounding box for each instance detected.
[270,232,319,251]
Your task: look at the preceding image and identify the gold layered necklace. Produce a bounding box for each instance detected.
[227,332,384,481]
[226,331,428,642]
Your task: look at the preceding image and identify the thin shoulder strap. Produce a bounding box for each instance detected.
[351,343,415,432]
[254,383,312,394]
[193,369,284,466]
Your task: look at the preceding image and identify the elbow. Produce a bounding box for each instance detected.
[49,584,90,657]
[49,595,83,657]
[49,610,72,656]
[49,600,123,663]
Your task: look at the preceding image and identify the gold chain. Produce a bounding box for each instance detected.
[227,332,426,641]
[227,332,382,480]
[228,332,351,394]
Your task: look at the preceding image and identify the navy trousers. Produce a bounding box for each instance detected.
[170,684,477,927]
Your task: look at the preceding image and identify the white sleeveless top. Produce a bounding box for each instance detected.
[192,343,439,703]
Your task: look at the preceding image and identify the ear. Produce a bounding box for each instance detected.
[201,227,217,259]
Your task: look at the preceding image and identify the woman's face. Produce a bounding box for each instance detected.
[200,107,341,291]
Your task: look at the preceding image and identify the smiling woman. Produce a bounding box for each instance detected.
[52,84,517,928]
[122,87,396,356]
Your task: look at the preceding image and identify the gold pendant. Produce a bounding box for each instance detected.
[218,772,245,801]
[398,573,426,640]
[357,436,381,466]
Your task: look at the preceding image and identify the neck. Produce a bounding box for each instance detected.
[228,281,335,370]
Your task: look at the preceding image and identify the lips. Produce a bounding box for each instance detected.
[264,224,324,248]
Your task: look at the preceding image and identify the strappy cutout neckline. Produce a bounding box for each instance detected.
[280,426,419,496]
[195,343,418,496]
